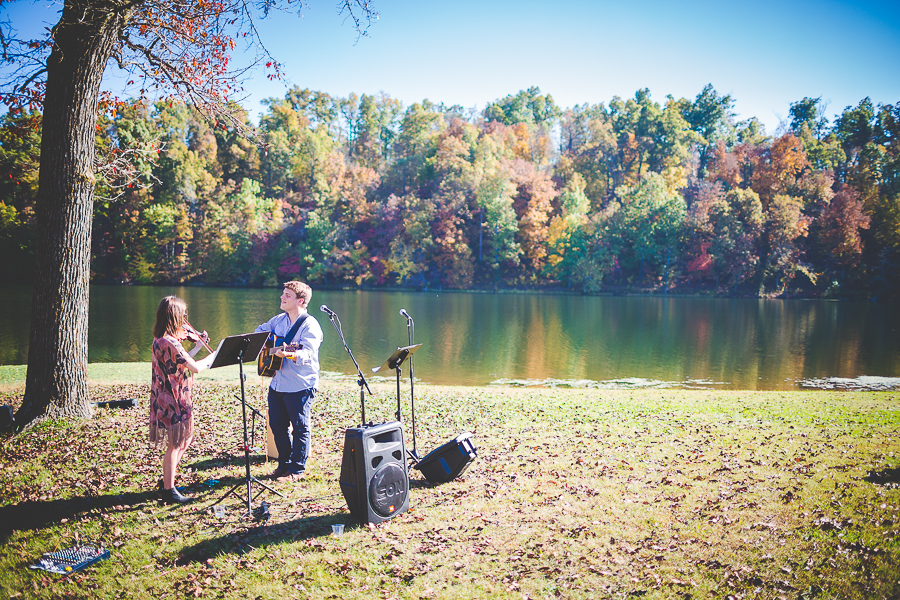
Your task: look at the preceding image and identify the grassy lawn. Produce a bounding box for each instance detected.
[0,367,898,599]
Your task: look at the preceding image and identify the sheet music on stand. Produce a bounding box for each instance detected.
[210,332,268,370]
[372,344,422,374]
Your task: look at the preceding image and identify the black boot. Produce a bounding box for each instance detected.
[157,479,185,493]
[160,487,194,504]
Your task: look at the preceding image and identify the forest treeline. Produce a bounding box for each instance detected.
[1,85,898,299]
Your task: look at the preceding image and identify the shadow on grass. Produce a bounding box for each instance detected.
[177,510,355,565]
[0,490,158,542]
[188,454,270,472]
[0,472,273,543]
[866,466,900,487]
[409,478,436,490]
[178,477,439,565]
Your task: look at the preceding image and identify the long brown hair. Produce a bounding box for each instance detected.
[153,296,187,339]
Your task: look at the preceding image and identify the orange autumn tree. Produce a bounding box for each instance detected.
[0,0,377,428]
[750,133,811,209]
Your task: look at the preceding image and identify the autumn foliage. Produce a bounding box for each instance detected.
[2,86,899,298]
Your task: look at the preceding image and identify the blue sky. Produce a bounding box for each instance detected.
[247,0,900,133]
[6,0,900,133]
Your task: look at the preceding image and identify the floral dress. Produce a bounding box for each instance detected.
[149,335,194,447]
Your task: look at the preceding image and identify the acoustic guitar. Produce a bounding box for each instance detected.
[257,335,302,377]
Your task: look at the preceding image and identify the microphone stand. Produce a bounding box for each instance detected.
[323,307,373,426]
[403,312,420,461]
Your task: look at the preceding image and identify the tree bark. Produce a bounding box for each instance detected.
[16,0,131,427]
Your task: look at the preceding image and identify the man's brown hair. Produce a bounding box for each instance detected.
[283,281,312,308]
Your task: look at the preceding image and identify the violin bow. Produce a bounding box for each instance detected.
[183,318,214,353]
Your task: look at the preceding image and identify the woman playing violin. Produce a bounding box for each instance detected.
[150,296,216,504]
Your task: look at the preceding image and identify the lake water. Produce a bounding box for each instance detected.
[1,284,898,391]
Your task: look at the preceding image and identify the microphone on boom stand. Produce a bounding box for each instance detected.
[399,309,419,461]
[320,304,370,423]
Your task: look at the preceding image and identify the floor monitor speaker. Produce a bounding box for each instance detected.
[413,432,476,483]
[339,421,409,524]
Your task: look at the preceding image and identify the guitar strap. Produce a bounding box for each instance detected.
[282,313,309,345]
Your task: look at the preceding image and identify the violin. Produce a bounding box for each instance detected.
[182,318,214,353]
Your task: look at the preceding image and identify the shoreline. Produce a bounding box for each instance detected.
[2,364,899,394]
[4,278,891,303]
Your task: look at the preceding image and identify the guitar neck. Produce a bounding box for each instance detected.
[276,343,300,361]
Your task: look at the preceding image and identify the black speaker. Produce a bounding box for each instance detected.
[339,421,410,524]
[413,432,476,483]
[0,405,14,433]
[92,398,140,409]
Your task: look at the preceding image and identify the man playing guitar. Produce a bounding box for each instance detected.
[255,281,324,482]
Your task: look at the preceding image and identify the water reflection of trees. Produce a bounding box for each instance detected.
[0,287,896,390]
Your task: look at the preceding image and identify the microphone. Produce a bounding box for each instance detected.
[320,304,336,316]
[400,308,411,320]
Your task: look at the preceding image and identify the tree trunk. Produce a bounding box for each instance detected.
[756,221,771,297]
[478,208,483,262]
[663,247,669,296]
[15,0,131,427]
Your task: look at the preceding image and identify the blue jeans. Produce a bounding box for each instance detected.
[268,387,314,474]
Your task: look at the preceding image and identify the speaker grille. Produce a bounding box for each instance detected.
[368,462,408,517]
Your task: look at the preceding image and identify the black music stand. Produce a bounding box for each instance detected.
[373,344,422,457]
[209,332,283,518]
